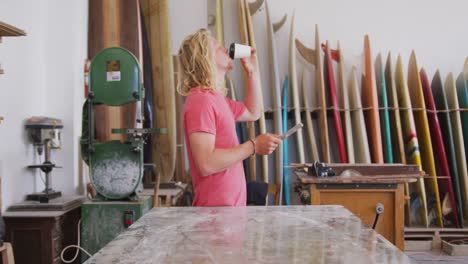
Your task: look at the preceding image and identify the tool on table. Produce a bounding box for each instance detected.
[25,116,63,202]
[312,161,336,177]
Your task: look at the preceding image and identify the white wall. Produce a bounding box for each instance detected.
[0,0,87,211]
[0,0,467,210]
[172,0,468,203]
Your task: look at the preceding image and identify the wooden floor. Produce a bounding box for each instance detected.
[407,250,468,263]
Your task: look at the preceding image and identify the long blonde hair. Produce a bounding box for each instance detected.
[176,28,226,96]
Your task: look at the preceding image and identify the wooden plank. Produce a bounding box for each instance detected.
[292,163,421,175]
[141,0,177,182]
[395,184,405,250]
[0,21,26,36]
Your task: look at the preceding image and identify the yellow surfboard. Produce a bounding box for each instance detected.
[395,55,428,227]
[407,51,443,227]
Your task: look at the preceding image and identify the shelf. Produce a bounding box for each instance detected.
[0,21,26,77]
[0,21,26,37]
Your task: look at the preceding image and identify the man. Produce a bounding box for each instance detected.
[177,29,281,206]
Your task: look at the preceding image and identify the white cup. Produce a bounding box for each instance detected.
[229,43,251,59]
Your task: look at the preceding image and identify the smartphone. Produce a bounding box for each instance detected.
[281,123,303,139]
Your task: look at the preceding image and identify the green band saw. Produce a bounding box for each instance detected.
[80,47,166,200]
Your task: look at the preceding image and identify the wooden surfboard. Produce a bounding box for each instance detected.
[447,73,468,223]
[322,42,347,163]
[265,0,285,200]
[141,0,176,182]
[88,0,142,143]
[295,25,329,162]
[362,36,383,163]
[395,55,428,227]
[301,69,320,162]
[245,0,268,182]
[348,67,371,163]
[432,70,464,227]
[330,42,354,163]
[407,52,443,227]
[282,76,290,205]
[421,68,460,227]
[237,0,256,181]
[385,53,410,226]
[375,53,393,163]
[288,11,305,165]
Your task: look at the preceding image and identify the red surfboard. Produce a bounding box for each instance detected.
[420,68,460,227]
[322,42,347,163]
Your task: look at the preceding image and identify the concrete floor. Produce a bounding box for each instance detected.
[407,250,468,264]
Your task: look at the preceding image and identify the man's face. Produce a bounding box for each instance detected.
[209,36,233,72]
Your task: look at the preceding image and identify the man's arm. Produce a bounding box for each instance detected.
[237,48,262,122]
[237,72,262,122]
[189,132,281,177]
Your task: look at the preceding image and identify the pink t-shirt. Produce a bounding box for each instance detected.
[183,87,247,206]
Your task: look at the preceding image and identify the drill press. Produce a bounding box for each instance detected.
[25,116,63,202]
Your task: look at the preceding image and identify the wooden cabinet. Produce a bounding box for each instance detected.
[309,183,405,250]
[296,167,419,251]
[3,206,80,264]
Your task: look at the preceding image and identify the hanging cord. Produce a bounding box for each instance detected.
[60,219,92,263]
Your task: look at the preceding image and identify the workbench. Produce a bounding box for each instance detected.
[84,206,411,263]
[296,170,418,251]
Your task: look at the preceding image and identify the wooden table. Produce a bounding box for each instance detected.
[84,206,412,263]
[296,171,417,250]
[141,183,187,207]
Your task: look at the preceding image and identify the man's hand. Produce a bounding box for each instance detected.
[252,133,282,155]
[240,48,258,76]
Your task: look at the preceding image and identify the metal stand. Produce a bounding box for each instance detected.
[27,140,62,203]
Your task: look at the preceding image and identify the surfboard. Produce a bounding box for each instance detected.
[237,0,256,181]
[407,52,443,227]
[301,69,320,162]
[282,76,290,205]
[385,53,406,164]
[432,70,464,227]
[295,25,329,163]
[265,0,285,201]
[421,68,460,227]
[288,11,305,165]
[88,0,142,143]
[385,53,411,226]
[362,36,383,163]
[245,0,268,183]
[348,67,371,163]
[322,42,347,163]
[330,42,354,163]
[395,55,428,227]
[375,53,393,164]
[141,0,176,182]
[461,59,468,168]
[447,73,468,223]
